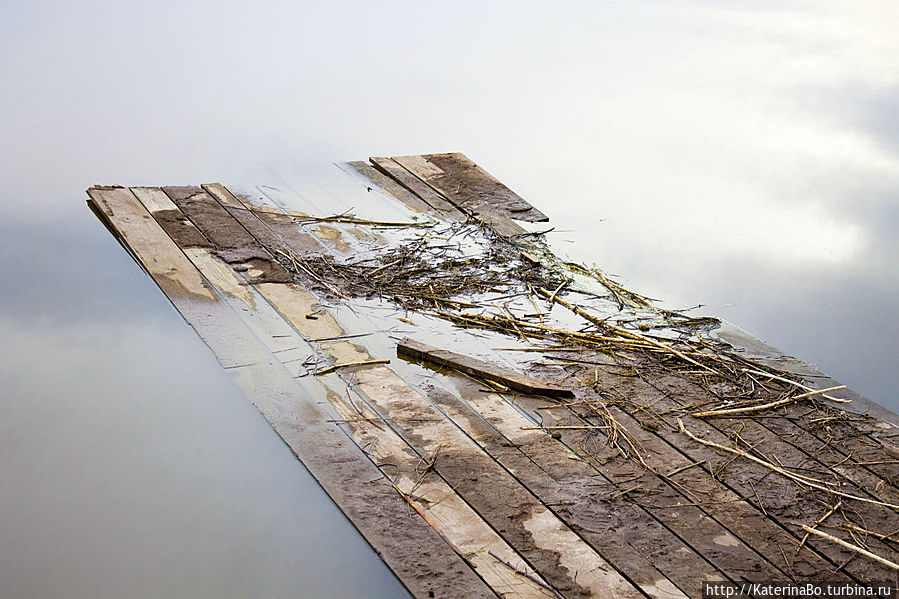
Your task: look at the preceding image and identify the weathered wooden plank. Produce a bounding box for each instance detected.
[95,186,500,599]
[397,337,573,398]
[385,155,526,236]
[590,369,894,582]
[746,396,899,501]
[322,382,558,599]
[350,364,644,599]
[87,187,216,301]
[690,393,899,512]
[131,186,212,249]
[222,185,330,258]
[643,372,899,564]
[394,362,723,597]
[341,161,445,217]
[162,186,293,284]
[514,380,847,582]
[252,184,376,256]
[392,153,546,225]
[297,163,416,224]
[391,345,795,584]
[418,152,548,223]
[369,157,461,216]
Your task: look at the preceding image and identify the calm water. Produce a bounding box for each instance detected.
[1,1,896,597]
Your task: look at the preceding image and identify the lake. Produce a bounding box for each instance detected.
[1,2,895,597]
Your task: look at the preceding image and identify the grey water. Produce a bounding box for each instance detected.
[1,1,896,597]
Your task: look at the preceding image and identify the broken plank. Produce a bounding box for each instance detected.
[397,337,573,398]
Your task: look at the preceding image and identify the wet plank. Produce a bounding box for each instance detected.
[384,155,525,236]
[656,374,899,511]
[511,375,847,582]
[349,363,644,599]
[162,185,293,284]
[588,368,894,583]
[397,337,574,398]
[392,153,547,224]
[369,156,462,216]
[87,187,216,301]
[341,161,446,217]
[394,360,726,597]
[427,367,793,584]
[95,186,500,599]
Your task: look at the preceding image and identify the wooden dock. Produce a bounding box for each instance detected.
[88,153,899,598]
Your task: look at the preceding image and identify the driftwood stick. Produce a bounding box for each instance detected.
[313,359,390,376]
[743,368,851,403]
[801,525,899,571]
[693,385,847,418]
[231,202,430,228]
[842,523,899,544]
[796,501,842,556]
[521,425,611,431]
[487,550,563,598]
[546,280,568,306]
[535,287,721,376]
[677,419,899,510]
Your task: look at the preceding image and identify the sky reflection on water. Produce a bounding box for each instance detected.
[1,1,896,597]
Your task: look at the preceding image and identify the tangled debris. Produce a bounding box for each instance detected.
[274,218,850,421]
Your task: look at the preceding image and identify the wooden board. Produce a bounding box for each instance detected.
[87,187,216,301]
[384,155,526,236]
[393,153,547,223]
[398,337,573,398]
[341,161,443,216]
[369,156,462,216]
